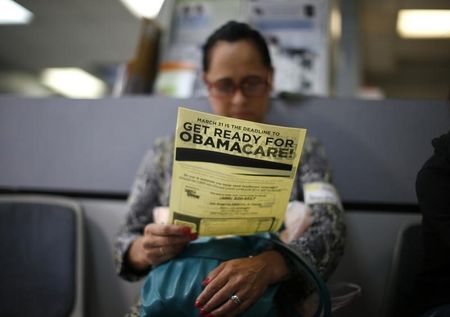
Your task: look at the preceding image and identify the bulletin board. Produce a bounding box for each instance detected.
[154,0,330,97]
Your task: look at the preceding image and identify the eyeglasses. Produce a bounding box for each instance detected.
[206,75,269,99]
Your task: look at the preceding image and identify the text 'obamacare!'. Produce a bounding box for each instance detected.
[179,122,297,159]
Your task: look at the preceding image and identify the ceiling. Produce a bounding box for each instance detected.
[360,0,450,99]
[0,0,140,71]
[361,0,450,74]
[0,0,449,99]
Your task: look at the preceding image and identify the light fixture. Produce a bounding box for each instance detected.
[0,0,33,24]
[119,0,165,19]
[397,9,450,38]
[41,68,108,98]
[330,7,341,40]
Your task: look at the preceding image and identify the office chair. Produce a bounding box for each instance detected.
[382,220,423,317]
[0,195,84,317]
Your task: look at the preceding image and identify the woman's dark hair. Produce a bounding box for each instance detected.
[202,21,273,73]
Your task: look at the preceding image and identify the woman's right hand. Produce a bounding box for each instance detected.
[127,224,197,270]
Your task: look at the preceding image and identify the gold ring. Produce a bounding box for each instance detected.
[159,247,165,256]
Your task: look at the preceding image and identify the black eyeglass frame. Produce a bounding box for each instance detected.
[205,75,271,99]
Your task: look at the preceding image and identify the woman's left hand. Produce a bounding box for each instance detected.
[195,250,290,317]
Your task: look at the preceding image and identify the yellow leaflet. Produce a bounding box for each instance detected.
[169,107,307,236]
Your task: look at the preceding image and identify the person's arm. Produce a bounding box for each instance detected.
[416,155,450,247]
[194,249,290,317]
[113,148,160,281]
[114,137,176,281]
[287,136,346,279]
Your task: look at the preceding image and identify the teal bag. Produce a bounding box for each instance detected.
[140,234,331,317]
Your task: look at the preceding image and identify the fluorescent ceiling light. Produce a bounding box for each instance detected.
[120,0,165,19]
[41,68,108,98]
[0,0,33,24]
[397,9,450,38]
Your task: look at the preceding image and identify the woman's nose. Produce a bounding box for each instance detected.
[230,87,247,106]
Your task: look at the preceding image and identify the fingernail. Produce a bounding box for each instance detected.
[195,300,201,308]
[200,308,207,315]
[202,278,210,286]
[181,227,192,236]
[206,313,214,317]
[190,233,198,240]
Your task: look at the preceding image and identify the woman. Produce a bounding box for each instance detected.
[114,21,345,317]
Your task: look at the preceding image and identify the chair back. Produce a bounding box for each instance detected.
[382,221,423,317]
[0,195,84,317]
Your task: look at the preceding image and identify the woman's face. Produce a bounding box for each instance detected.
[204,40,273,123]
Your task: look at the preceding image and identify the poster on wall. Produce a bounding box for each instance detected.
[172,1,213,44]
[160,0,330,97]
[157,0,242,98]
[244,0,330,95]
[171,0,242,45]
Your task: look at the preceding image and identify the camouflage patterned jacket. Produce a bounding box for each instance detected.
[114,135,345,282]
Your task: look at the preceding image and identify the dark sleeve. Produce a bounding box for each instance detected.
[416,155,450,247]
